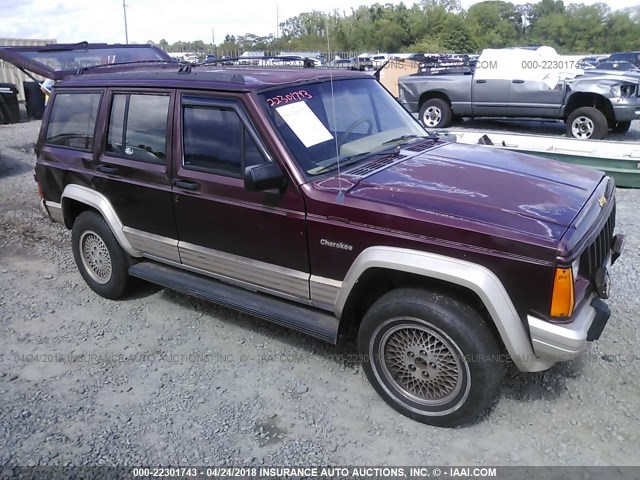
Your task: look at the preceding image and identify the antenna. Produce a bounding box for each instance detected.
[122,0,129,44]
[325,13,344,203]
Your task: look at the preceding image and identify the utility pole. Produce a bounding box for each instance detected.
[276,3,279,38]
[123,0,129,44]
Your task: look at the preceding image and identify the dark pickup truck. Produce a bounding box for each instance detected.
[399,62,640,139]
[0,42,626,427]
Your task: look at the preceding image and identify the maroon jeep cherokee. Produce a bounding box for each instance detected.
[21,49,624,426]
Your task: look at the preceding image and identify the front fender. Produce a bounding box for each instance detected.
[336,246,553,372]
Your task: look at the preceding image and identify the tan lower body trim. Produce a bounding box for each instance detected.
[120,228,343,312]
[310,275,342,310]
[178,241,310,300]
[123,227,180,263]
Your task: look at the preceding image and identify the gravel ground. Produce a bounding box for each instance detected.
[0,120,639,467]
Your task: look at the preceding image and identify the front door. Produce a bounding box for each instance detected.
[508,79,565,118]
[171,93,310,301]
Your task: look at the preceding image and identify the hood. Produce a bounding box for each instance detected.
[576,69,640,83]
[342,142,604,241]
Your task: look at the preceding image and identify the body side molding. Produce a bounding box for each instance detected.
[336,246,553,372]
[61,184,142,258]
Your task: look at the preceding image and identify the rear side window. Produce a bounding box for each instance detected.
[45,92,101,151]
[106,93,170,164]
[182,106,266,177]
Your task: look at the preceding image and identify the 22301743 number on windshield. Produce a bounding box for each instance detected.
[267,90,312,107]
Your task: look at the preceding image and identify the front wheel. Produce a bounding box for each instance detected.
[71,211,133,300]
[566,107,607,139]
[419,98,452,128]
[611,120,631,134]
[358,288,504,427]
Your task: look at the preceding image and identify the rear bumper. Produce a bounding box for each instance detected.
[39,199,63,224]
[527,295,610,363]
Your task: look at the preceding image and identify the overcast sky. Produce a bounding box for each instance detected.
[1,0,638,45]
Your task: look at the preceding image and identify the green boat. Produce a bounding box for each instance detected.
[447,129,640,188]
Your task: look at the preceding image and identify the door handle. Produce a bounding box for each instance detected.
[172,179,201,191]
[475,79,487,84]
[96,164,119,174]
[512,79,525,84]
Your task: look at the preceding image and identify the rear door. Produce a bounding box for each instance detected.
[92,88,179,261]
[171,92,311,301]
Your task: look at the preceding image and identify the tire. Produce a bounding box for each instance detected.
[566,107,607,139]
[358,288,504,427]
[611,120,631,134]
[419,98,452,129]
[71,211,132,300]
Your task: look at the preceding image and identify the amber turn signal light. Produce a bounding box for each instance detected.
[550,267,575,317]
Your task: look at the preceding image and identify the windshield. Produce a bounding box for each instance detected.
[259,78,427,176]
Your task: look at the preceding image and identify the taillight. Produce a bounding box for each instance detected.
[550,267,575,317]
[36,182,44,199]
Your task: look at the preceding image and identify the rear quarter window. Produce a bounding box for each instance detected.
[45,92,101,151]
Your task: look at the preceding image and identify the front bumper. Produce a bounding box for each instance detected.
[39,199,64,224]
[527,295,610,363]
[612,102,640,122]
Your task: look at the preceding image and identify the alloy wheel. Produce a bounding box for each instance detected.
[79,230,113,284]
[377,321,467,406]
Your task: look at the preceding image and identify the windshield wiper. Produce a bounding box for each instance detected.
[310,150,401,175]
[382,134,432,146]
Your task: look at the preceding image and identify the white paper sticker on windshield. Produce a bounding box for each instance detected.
[275,102,333,148]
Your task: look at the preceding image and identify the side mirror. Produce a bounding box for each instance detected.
[244,163,285,192]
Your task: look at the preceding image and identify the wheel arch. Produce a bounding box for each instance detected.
[61,184,141,258]
[335,246,552,372]
[418,91,452,110]
[564,92,614,120]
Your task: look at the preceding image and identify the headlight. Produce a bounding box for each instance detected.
[611,84,636,97]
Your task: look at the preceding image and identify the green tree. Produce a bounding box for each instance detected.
[529,12,569,51]
[150,0,640,58]
[467,1,521,49]
[441,15,477,52]
[604,12,640,52]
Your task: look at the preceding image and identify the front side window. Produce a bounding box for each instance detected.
[45,92,101,150]
[106,93,170,164]
[259,78,426,176]
[182,105,266,177]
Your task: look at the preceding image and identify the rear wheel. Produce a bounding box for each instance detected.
[566,107,607,139]
[71,211,132,299]
[419,98,452,129]
[358,288,504,427]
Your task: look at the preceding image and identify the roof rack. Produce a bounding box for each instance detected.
[415,56,474,76]
[195,55,318,69]
[74,59,181,75]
